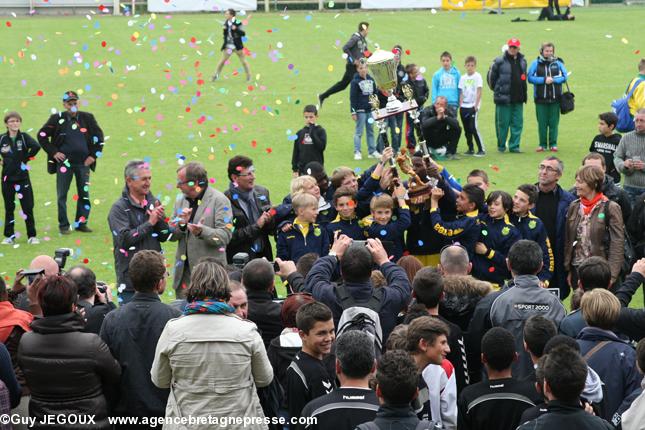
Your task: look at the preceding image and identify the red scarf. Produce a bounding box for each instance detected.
[0,301,33,343]
[580,192,605,216]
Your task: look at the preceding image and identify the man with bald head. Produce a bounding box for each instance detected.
[10,255,60,313]
[439,245,472,276]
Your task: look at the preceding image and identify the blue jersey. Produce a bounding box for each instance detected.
[510,213,554,283]
[366,208,412,262]
[473,214,521,286]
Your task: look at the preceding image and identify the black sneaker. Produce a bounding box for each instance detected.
[463,150,475,156]
[475,151,486,157]
[59,227,71,235]
[75,225,93,233]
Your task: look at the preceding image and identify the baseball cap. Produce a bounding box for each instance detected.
[62,91,79,102]
[507,38,521,48]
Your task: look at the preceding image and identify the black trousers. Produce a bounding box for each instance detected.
[2,178,36,238]
[320,62,356,101]
[459,107,484,152]
[548,0,561,15]
[425,125,462,155]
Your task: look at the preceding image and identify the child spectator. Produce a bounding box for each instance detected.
[510,184,554,286]
[0,112,40,245]
[473,191,521,286]
[350,62,378,161]
[404,63,429,150]
[292,105,327,177]
[590,112,622,184]
[290,175,333,226]
[429,184,484,261]
[432,51,461,108]
[286,302,337,419]
[458,327,541,430]
[466,169,490,193]
[326,187,367,243]
[459,56,485,157]
[406,316,457,429]
[366,185,411,262]
[277,193,329,262]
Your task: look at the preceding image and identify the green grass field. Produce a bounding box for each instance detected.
[0,6,643,306]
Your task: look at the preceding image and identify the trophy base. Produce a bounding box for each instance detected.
[371,99,418,121]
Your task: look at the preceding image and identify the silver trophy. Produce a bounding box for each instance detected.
[366,49,417,120]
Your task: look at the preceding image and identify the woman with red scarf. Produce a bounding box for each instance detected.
[564,165,625,288]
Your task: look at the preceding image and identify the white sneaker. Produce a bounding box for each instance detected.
[1,237,14,245]
[27,237,40,245]
[368,151,382,159]
[354,152,363,160]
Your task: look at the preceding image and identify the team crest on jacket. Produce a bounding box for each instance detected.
[528,220,537,229]
[501,226,510,236]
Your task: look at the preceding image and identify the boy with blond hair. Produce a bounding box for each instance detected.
[277,192,329,262]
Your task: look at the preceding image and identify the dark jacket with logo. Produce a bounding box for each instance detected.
[473,214,521,286]
[18,312,121,429]
[517,400,614,430]
[576,326,642,423]
[276,222,329,262]
[527,56,568,104]
[100,292,180,418]
[221,18,245,51]
[0,131,40,181]
[292,125,327,175]
[488,51,528,105]
[38,111,104,173]
[224,184,274,262]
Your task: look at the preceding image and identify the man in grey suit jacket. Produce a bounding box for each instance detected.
[170,162,233,297]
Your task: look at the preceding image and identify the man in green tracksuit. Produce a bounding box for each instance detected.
[488,38,528,153]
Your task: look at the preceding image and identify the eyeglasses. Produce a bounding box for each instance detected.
[236,166,256,177]
[538,165,559,173]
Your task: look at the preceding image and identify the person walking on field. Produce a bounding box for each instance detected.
[212,9,251,82]
[319,22,370,106]
[528,42,569,152]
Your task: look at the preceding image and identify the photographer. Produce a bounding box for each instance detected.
[10,255,60,314]
[68,266,115,335]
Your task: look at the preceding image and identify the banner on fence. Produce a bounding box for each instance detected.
[361,0,442,8]
[362,0,548,9]
[148,0,257,12]
[442,0,547,9]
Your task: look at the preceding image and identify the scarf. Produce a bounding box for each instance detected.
[580,192,604,215]
[183,298,235,316]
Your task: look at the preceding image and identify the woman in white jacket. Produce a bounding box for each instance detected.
[151,259,273,430]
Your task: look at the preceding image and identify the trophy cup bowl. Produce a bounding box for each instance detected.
[366,50,417,120]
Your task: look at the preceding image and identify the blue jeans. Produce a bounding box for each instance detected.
[623,185,645,208]
[56,163,91,229]
[353,111,375,154]
[377,113,403,153]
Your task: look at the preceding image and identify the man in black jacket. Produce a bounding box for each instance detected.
[225,155,274,263]
[100,250,181,428]
[107,160,170,304]
[243,258,283,349]
[38,91,104,234]
[517,345,613,430]
[319,22,369,106]
[488,39,527,153]
[68,265,115,335]
[421,96,462,160]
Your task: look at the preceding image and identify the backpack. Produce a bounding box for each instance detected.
[357,419,440,430]
[335,284,384,357]
[612,78,644,132]
[602,201,636,278]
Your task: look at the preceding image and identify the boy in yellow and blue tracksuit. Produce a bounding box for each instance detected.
[511,184,554,286]
[277,193,329,262]
[365,186,411,262]
[326,186,368,243]
[474,191,521,286]
[428,183,484,261]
